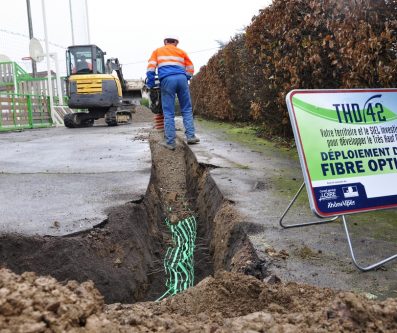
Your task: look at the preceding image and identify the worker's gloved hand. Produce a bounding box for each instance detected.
[143,84,152,92]
[144,76,155,90]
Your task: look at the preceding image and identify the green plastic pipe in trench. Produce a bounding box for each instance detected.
[157,215,197,301]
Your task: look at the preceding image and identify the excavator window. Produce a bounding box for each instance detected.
[95,48,105,74]
[66,45,106,76]
[74,55,92,74]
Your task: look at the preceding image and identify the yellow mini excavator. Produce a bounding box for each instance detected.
[64,44,141,127]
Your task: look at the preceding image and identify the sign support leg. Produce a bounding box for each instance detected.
[342,215,397,271]
[279,182,339,229]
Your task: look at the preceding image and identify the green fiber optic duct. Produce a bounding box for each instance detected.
[157,216,197,301]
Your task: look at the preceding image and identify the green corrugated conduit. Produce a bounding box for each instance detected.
[157,216,197,301]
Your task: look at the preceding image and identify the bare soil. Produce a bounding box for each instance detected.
[131,106,156,123]
[150,131,192,223]
[1,268,396,332]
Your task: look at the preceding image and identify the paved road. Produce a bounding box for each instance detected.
[0,123,151,236]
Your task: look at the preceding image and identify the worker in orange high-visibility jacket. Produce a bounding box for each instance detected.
[146,35,199,151]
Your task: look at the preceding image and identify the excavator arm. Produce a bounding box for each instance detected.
[106,58,143,108]
[106,58,127,91]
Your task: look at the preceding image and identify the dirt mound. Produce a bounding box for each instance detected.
[2,268,396,332]
[118,271,397,332]
[131,106,154,123]
[0,268,104,332]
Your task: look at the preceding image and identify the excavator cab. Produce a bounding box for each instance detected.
[66,45,106,75]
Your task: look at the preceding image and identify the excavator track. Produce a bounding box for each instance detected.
[64,113,94,128]
[105,108,132,126]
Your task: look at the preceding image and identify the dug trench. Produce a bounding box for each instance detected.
[0,131,266,304]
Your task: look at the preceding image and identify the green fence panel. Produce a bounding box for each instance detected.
[0,92,53,132]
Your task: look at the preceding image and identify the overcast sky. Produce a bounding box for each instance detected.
[0,0,271,78]
[89,0,272,78]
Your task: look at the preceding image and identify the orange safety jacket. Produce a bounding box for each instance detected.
[146,44,194,87]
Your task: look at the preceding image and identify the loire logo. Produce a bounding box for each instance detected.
[342,186,359,198]
[332,94,386,124]
[318,189,338,202]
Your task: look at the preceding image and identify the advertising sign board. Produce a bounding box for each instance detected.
[286,89,397,217]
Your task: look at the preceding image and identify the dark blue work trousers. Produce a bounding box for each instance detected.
[161,74,195,145]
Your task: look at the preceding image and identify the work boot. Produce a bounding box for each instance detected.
[187,136,200,144]
[160,141,176,150]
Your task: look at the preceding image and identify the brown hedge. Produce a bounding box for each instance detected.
[190,0,397,139]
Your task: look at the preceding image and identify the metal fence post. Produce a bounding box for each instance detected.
[0,94,3,128]
[47,96,53,125]
[12,94,16,127]
[27,94,33,128]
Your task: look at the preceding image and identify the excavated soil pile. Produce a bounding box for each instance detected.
[1,268,396,332]
[0,268,104,333]
[131,106,156,123]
